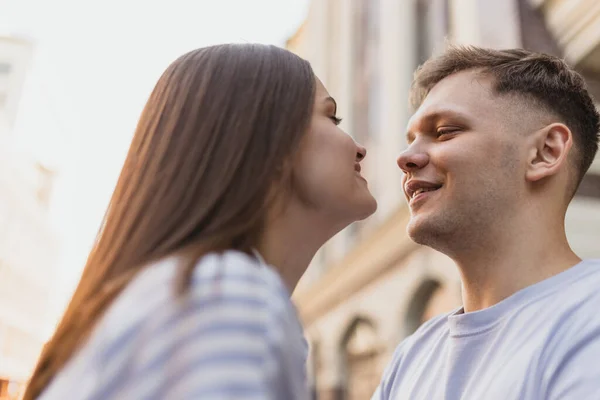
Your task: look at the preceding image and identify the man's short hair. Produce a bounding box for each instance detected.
[410,45,600,191]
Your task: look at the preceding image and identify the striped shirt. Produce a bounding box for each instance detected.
[38,250,309,400]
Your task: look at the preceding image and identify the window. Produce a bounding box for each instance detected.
[308,341,321,400]
[404,278,460,336]
[0,379,24,400]
[326,0,342,90]
[349,0,381,239]
[404,279,441,336]
[342,318,381,400]
[351,0,380,143]
[416,0,449,65]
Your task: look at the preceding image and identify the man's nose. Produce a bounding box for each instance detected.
[396,145,429,173]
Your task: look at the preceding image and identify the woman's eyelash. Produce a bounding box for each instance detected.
[331,116,343,125]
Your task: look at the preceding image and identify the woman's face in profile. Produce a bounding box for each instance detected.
[291,78,377,225]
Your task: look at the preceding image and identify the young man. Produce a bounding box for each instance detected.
[374,46,600,399]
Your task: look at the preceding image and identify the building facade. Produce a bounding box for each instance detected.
[287,1,600,399]
[0,35,60,400]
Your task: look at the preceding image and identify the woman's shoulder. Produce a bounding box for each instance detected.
[192,250,287,290]
[92,250,298,362]
[185,249,291,303]
[101,250,291,337]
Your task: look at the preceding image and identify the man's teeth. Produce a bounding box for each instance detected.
[412,187,437,198]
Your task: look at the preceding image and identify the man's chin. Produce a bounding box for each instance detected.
[406,216,438,246]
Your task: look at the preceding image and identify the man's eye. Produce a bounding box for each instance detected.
[437,128,459,137]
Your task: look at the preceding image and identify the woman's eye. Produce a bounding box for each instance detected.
[330,116,343,125]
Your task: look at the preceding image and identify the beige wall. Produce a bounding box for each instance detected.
[288,0,600,397]
[528,0,600,254]
[304,242,461,393]
[290,0,600,290]
[566,198,600,258]
[293,204,462,396]
[448,0,522,48]
[531,0,600,175]
[292,0,417,292]
[532,0,600,71]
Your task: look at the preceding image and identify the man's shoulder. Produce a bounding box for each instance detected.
[531,259,600,358]
[373,308,458,399]
[528,258,600,313]
[557,259,600,316]
[553,258,600,307]
[575,258,600,275]
[413,307,458,338]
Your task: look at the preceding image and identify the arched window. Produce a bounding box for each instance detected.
[307,340,320,400]
[341,317,381,400]
[404,278,458,336]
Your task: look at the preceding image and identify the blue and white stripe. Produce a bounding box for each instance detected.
[38,250,309,400]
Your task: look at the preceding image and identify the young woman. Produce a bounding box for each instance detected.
[24,43,377,400]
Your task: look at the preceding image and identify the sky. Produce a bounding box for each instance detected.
[1,0,310,322]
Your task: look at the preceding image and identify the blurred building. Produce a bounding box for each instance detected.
[0,35,60,400]
[287,0,600,399]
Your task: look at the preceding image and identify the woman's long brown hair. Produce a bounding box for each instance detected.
[23,43,316,399]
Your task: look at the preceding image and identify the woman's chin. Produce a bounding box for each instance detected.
[354,194,378,221]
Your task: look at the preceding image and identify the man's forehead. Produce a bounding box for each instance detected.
[427,70,494,103]
[409,72,501,124]
[408,105,465,128]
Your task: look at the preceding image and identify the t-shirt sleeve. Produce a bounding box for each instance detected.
[545,329,600,399]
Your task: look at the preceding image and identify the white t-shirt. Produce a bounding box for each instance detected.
[39,250,309,400]
[374,259,600,399]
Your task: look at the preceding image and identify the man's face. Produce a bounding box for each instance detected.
[398,70,529,252]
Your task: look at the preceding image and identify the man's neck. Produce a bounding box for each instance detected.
[451,215,581,312]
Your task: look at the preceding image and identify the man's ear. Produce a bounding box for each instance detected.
[525,123,573,183]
